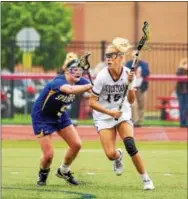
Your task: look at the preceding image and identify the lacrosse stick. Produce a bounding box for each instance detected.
[79,52,94,85]
[115,21,150,120]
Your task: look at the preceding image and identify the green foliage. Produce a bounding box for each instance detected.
[1,2,73,70]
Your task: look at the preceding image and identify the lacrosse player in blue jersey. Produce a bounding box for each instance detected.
[31,56,92,186]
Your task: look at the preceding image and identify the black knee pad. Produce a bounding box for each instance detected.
[123,137,138,157]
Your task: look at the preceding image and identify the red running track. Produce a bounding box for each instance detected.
[1,125,187,141]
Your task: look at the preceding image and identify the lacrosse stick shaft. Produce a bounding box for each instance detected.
[114,55,138,121]
[114,21,150,120]
[117,53,139,111]
[87,71,94,85]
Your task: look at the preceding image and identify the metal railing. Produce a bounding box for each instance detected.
[1,74,188,124]
[1,41,187,125]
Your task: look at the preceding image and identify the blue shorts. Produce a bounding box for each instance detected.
[31,111,72,138]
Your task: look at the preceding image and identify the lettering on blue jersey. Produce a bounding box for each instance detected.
[41,89,76,118]
[57,105,69,117]
[55,94,75,103]
[32,75,89,119]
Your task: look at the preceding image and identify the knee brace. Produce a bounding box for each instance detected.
[123,137,138,157]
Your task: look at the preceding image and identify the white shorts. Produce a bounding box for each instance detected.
[94,114,133,132]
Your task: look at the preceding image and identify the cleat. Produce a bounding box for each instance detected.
[56,168,79,185]
[37,181,46,186]
[113,148,123,176]
[143,180,155,190]
[37,168,50,186]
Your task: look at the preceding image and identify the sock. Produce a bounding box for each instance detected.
[60,164,70,174]
[116,150,122,161]
[40,168,50,174]
[140,173,150,181]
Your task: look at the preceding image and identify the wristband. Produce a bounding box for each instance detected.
[128,82,135,90]
[128,76,136,90]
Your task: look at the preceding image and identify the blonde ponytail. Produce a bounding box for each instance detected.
[111,37,133,54]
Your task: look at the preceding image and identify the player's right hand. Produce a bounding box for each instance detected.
[85,84,93,90]
[108,110,122,119]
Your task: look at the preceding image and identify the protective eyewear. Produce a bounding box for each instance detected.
[105,52,124,59]
[68,66,84,74]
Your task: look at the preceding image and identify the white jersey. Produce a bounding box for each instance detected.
[91,66,135,120]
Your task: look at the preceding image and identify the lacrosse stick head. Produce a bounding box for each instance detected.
[143,21,151,41]
[137,21,151,51]
[79,52,91,71]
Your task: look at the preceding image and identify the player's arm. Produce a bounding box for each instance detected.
[89,94,109,115]
[60,84,92,94]
[127,89,135,104]
[89,72,121,118]
[88,72,112,115]
[89,94,121,118]
[126,70,136,104]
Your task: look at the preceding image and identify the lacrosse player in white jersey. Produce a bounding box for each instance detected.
[89,37,154,190]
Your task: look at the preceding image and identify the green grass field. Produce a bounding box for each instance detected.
[2,141,187,199]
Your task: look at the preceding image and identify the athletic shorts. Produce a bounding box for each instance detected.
[32,111,72,138]
[94,114,133,133]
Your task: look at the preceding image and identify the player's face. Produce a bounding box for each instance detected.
[105,47,123,69]
[68,66,84,82]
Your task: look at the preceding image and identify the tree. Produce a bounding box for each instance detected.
[1,2,73,70]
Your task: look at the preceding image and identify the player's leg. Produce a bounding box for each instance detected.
[99,128,124,176]
[58,124,81,167]
[117,121,154,190]
[37,134,54,186]
[56,124,81,185]
[32,119,57,186]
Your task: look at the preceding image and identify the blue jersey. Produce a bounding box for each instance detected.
[31,75,89,120]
